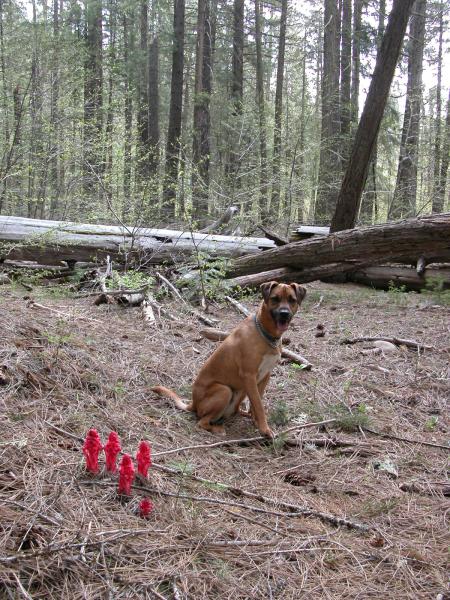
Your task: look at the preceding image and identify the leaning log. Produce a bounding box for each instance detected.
[0,215,274,265]
[227,213,450,280]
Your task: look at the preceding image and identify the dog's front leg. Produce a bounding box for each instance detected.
[243,375,273,438]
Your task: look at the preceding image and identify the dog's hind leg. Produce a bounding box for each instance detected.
[195,383,232,435]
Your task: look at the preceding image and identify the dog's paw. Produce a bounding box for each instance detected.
[260,426,274,439]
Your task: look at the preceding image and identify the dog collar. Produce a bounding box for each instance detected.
[253,314,281,349]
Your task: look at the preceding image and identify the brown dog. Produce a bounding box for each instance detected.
[152,282,306,438]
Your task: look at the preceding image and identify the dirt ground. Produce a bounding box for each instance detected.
[0,279,448,599]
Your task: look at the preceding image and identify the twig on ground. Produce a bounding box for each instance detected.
[26,299,102,323]
[363,427,449,451]
[156,271,218,327]
[225,295,250,317]
[152,419,337,456]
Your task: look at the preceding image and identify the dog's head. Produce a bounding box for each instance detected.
[260,282,306,333]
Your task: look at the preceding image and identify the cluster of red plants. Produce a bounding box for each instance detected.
[82,429,153,518]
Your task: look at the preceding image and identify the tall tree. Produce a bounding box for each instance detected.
[122,7,133,217]
[162,0,185,220]
[330,0,416,232]
[192,0,213,223]
[433,88,450,213]
[360,0,386,224]
[83,0,103,210]
[431,1,444,213]
[389,0,426,220]
[340,0,352,162]
[254,0,268,216]
[226,0,244,194]
[315,0,341,224]
[137,0,149,179]
[270,0,288,217]
[147,0,160,179]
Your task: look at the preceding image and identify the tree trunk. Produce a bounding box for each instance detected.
[315,0,341,224]
[162,0,185,220]
[226,0,244,195]
[227,213,450,279]
[360,0,385,225]
[49,0,60,218]
[0,215,275,265]
[431,3,445,213]
[329,0,416,233]
[254,0,268,217]
[137,0,149,181]
[389,0,426,220]
[433,88,450,213]
[270,0,288,217]
[340,0,352,163]
[122,10,133,218]
[148,0,160,180]
[350,0,362,125]
[348,265,450,292]
[83,0,103,210]
[192,0,212,224]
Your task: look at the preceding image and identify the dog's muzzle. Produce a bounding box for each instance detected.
[272,308,292,326]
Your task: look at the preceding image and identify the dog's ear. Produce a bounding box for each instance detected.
[260,281,278,303]
[290,283,306,304]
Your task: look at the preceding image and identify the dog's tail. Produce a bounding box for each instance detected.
[151,386,193,412]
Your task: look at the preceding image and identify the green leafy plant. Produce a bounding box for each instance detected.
[387,281,408,305]
[424,416,438,431]
[107,270,154,291]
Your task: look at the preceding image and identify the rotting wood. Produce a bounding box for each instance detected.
[199,327,312,369]
[0,214,274,265]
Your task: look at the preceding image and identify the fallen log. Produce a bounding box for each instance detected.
[227,213,450,279]
[0,215,274,265]
[348,265,450,292]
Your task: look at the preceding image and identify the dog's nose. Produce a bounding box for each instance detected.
[278,309,291,322]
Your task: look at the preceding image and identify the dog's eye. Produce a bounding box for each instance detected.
[272,295,280,303]
[288,297,295,304]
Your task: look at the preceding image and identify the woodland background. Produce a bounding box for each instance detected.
[0,0,448,231]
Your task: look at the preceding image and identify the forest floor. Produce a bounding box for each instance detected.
[0,279,448,599]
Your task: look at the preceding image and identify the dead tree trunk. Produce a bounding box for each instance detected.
[227,213,450,279]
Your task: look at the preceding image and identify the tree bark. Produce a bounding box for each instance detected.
[348,265,450,292]
[431,2,443,213]
[330,0,416,233]
[227,213,450,278]
[163,0,185,220]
